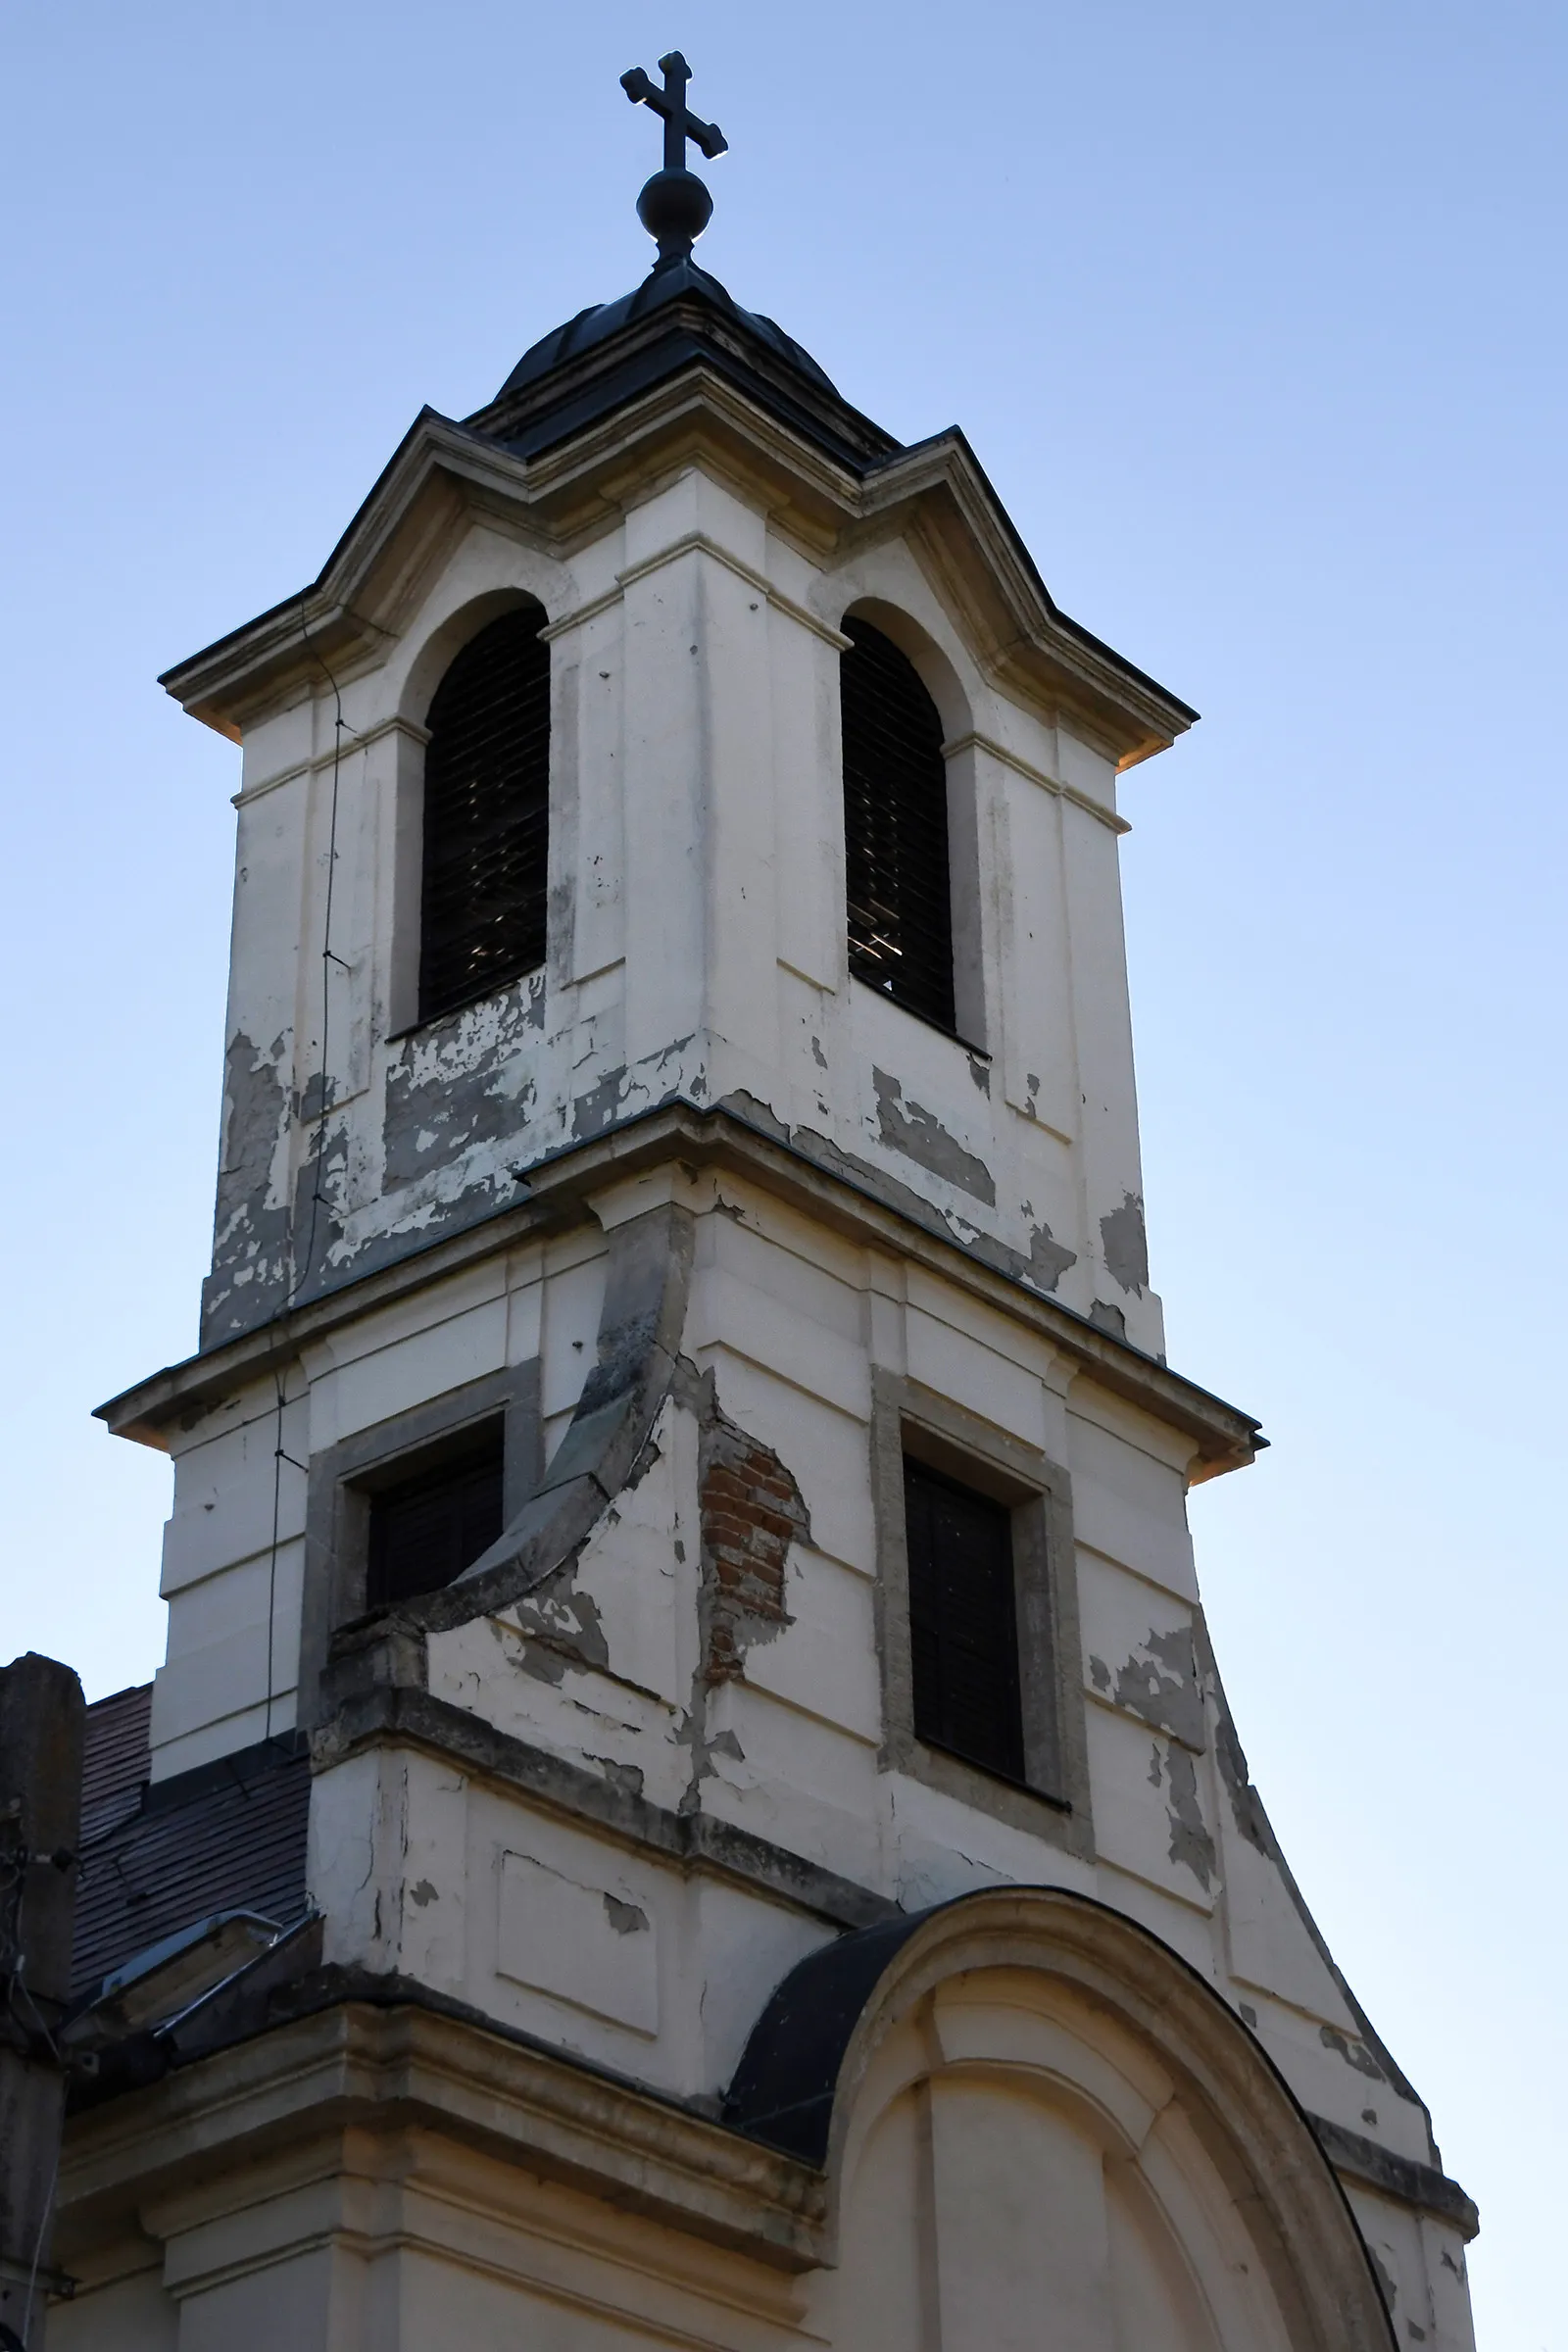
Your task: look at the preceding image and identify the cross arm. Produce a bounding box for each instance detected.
[620,63,729,164]
[679,111,728,163]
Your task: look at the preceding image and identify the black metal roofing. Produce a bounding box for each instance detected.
[499,257,839,399]
[72,1689,310,2000]
[724,1907,926,2161]
[79,1683,153,1846]
[468,254,900,477]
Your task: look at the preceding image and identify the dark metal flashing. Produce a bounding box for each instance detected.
[724,1906,926,2159]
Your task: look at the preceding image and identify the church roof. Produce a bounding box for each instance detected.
[158,244,1196,763]
[466,255,901,476]
[71,1686,310,2001]
[498,259,839,398]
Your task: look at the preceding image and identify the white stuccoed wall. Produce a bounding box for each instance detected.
[151,459,1164,1780]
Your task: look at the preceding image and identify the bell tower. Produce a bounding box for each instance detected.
[59,60,1477,2352]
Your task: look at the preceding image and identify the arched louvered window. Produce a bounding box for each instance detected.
[418,605,551,1024]
[840,615,956,1033]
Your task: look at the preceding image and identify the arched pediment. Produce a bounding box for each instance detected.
[727,1886,1394,2352]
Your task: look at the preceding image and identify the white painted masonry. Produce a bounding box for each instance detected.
[61,266,1476,2351]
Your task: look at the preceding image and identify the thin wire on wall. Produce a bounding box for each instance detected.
[261,603,358,1745]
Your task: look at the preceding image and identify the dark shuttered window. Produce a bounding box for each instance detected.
[840,616,956,1032]
[367,1426,505,1609]
[904,1456,1025,1783]
[419,606,551,1023]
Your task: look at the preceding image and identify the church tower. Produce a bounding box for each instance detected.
[53,60,1476,2351]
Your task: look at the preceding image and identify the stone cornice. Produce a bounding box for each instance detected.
[157,374,1194,766]
[54,1958,1475,2303]
[96,1101,1261,1477]
[1310,2114,1480,2241]
[316,1685,896,1935]
[943,729,1132,835]
[58,1985,829,2274]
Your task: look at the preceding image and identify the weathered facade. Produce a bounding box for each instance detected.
[49,100,1476,2350]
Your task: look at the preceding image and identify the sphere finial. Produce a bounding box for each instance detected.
[620,52,728,266]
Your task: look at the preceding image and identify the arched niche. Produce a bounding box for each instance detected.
[726,1887,1393,2352]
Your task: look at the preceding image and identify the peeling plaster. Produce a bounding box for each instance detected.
[1024,1216,1076,1291]
[1100,1191,1150,1297]
[872,1069,996,1205]
[1150,1739,1216,1891]
[297,1069,339,1126]
[572,1063,629,1141]
[721,1088,1079,1304]
[1321,2024,1387,2082]
[382,974,544,1189]
[1208,1685,1272,1858]
[1092,1625,1204,1751]
[203,1031,292,1345]
[586,1755,646,1801]
[1371,2249,1398,2315]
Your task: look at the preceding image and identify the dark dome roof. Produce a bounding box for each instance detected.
[497,257,841,401]
[468,256,899,477]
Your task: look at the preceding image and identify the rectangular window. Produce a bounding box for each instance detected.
[367,1425,506,1609]
[903,1455,1025,1784]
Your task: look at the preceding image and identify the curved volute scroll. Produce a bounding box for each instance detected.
[433,1196,694,1629]
[319,1198,695,1714]
[727,1886,1395,2352]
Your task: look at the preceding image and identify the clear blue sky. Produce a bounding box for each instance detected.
[2,3,1562,2339]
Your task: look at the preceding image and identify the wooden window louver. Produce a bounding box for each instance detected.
[840,616,956,1031]
[419,606,551,1023]
[904,1456,1025,1782]
[367,1426,506,1609]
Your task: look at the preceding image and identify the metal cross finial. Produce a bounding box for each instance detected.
[621,51,728,169]
[620,51,727,265]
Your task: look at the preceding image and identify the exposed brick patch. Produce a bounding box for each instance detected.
[699,1420,809,1684]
